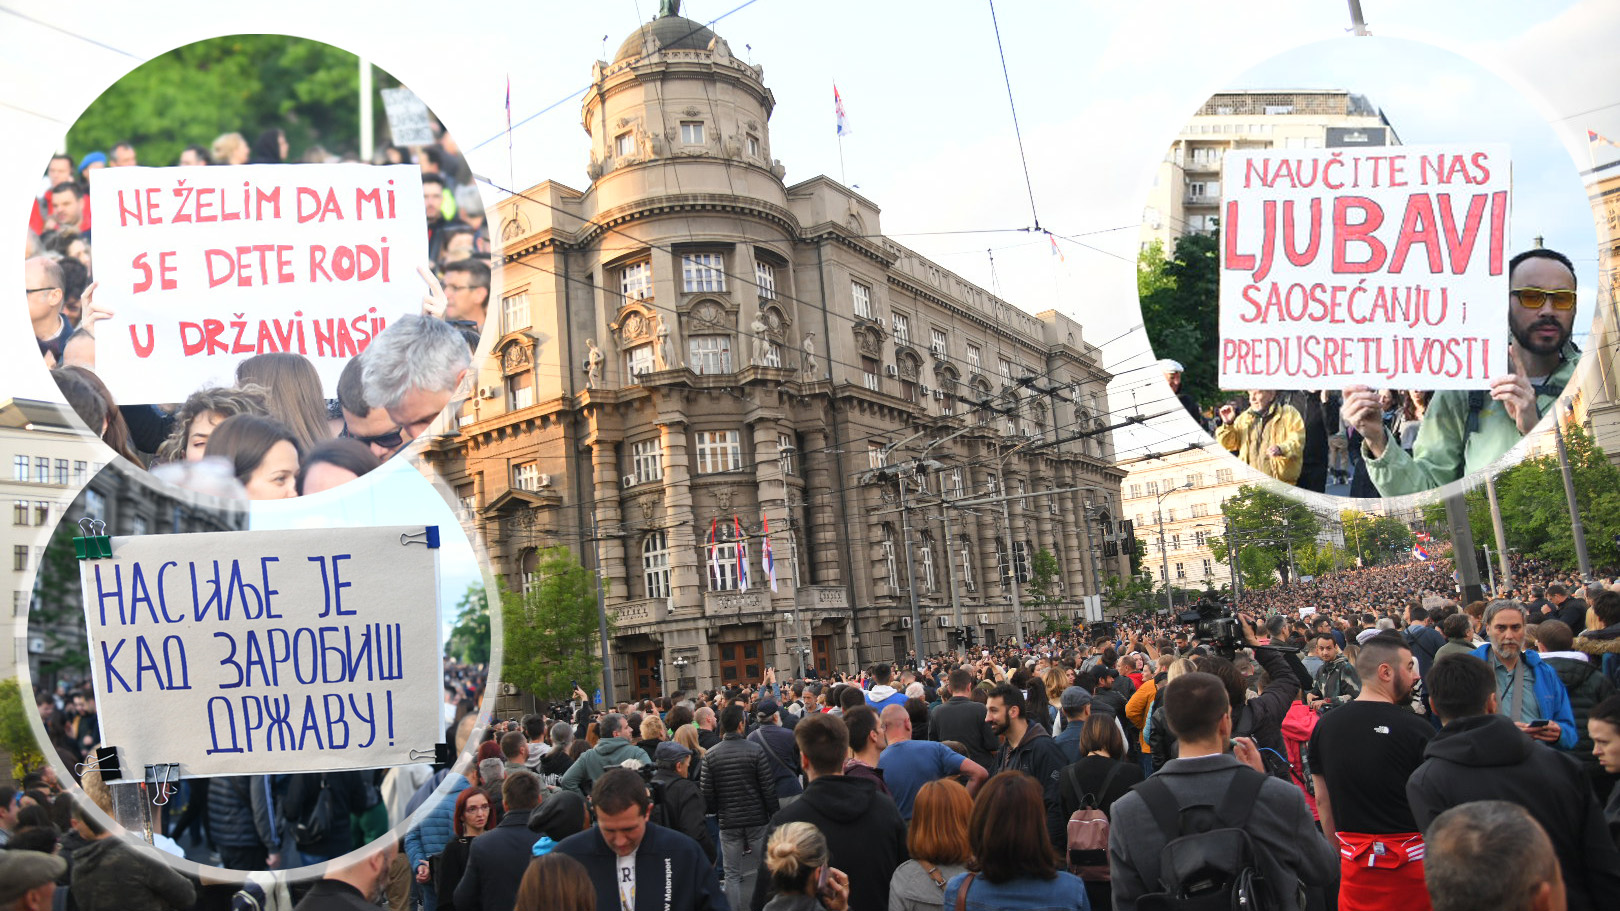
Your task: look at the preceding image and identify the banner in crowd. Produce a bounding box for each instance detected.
[1218,144,1510,391]
[79,525,442,777]
[381,88,435,146]
[90,164,428,403]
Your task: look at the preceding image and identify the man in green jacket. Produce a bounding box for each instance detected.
[1342,248,1581,497]
[559,713,651,795]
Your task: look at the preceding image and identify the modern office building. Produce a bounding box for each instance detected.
[1141,89,1401,251]
[423,11,1129,698]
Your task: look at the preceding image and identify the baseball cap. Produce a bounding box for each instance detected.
[1060,686,1093,711]
[756,699,780,718]
[655,741,693,763]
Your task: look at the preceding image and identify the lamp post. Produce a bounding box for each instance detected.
[1155,481,1193,614]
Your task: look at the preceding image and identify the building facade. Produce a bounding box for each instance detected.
[1122,446,1248,594]
[423,13,1128,699]
[1141,89,1400,252]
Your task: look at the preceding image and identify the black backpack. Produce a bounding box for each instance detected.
[1132,767,1284,911]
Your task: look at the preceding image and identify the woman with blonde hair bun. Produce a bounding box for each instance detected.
[212,131,250,165]
[761,822,850,911]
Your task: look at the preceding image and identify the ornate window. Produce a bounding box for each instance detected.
[621,261,652,301]
[679,121,705,145]
[643,532,671,599]
[513,462,540,491]
[881,525,899,589]
[695,430,742,474]
[958,536,975,590]
[631,439,663,484]
[892,312,910,347]
[755,261,776,300]
[681,253,726,293]
[852,280,873,319]
[921,532,937,590]
[708,542,741,591]
[688,335,733,375]
[626,344,655,382]
[502,292,530,332]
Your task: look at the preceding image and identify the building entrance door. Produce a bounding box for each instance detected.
[716,640,764,687]
[811,635,833,677]
[629,649,661,700]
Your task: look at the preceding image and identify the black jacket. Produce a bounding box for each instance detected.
[993,721,1069,847]
[205,775,276,852]
[929,697,999,770]
[556,823,727,911]
[453,809,542,911]
[292,879,376,911]
[1543,655,1617,763]
[749,775,907,911]
[285,771,372,857]
[434,835,474,911]
[700,732,779,829]
[1406,714,1620,911]
[653,767,717,861]
[1233,647,1300,761]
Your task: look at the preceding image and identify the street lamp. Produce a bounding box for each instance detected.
[1155,481,1193,614]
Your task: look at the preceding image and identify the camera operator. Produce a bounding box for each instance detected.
[1307,633,1360,712]
[1194,612,1303,769]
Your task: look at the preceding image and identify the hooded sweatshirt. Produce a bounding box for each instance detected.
[864,684,907,711]
[71,836,197,911]
[1406,714,1620,911]
[557,736,650,795]
[748,775,908,911]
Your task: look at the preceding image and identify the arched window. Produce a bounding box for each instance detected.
[920,531,937,590]
[643,532,670,599]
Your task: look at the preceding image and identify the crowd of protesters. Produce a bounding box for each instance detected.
[23,131,491,501]
[11,548,1620,911]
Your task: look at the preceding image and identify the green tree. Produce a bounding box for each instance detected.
[446,584,491,666]
[502,548,609,702]
[1126,536,1148,577]
[1104,573,1158,616]
[0,677,45,779]
[65,35,407,167]
[31,520,91,681]
[1340,510,1416,567]
[1027,548,1066,634]
[1209,485,1319,587]
[1138,233,1221,409]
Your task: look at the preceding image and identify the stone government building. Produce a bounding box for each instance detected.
[423,12,1128,698]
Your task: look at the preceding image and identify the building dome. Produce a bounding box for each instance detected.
[614,15,718,64]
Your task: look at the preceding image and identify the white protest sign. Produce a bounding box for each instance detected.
[80,525,442,777]
[1218,144,1511,391]
[1299,606,1317,618]
[381,87,435,146]
[90,164,428,404]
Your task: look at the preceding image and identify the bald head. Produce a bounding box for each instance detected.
[881,704,912,741]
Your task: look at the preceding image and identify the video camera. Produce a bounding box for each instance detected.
[1176,595,1243,658]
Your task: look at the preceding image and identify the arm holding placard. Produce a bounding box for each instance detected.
[1360,388,1470,497]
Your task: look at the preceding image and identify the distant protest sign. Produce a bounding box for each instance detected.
[381,87,435,146]
[1218,144,1510,391]
[80,525,441,777]
[90,164,427,404]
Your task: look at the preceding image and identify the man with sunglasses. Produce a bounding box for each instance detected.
[336,356,407,460]
[1342,248,1580,497]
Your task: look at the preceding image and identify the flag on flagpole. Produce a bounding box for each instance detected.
[709,518,721,587]
[763,513,777,592]
[1048,232,1064,262]
[735,516,750,590]
[1412,543,1430,561]
[835,84,851,137]
[505,75,512,134]
[1589,130,1619,148]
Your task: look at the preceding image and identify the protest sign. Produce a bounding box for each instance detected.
[1218,144,1510,391]
[90,164,428,404]
[381,87,435,146]
[79,525,442,777]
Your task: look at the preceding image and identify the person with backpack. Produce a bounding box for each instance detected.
[651,741,717,863]
[1403,606,1447,680]
[887,780,972,911]
[1056,715,1143,911]
[1306,632,1433,911]
[749,700,806,807]
[1108,672,1336,911]
[283,770,374,866]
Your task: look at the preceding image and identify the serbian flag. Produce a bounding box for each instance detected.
[762,513,778,592]
[1413,543,1430,561]
[835,84,852,137]
[1589,130,1619,148]
[708,517,722,587]
[505,75,512,133]
[735,516,750,589]
[1414,531,1432,543]
[1048,232,1064,262]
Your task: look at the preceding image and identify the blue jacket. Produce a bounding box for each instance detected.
[1471,645,1578,750]
[404,773,469,870]
[942,870,1090,911]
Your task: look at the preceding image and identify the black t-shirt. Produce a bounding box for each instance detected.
[1306,699,1433,834]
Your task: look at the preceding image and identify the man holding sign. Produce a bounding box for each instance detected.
[1343,248,1580,496]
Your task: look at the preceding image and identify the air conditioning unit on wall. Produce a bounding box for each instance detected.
[900,617,913,629]
[886,364,899,377]
[978,613,991,625]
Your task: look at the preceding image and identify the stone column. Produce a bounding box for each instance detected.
[660,420,700,613]
[801,427,840,585]
[590,440,627,592]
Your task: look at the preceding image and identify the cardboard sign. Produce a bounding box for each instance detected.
[90,164,427,404]
[1218,145,1511,391]
[381,87,435,147]
[79,525,441,777]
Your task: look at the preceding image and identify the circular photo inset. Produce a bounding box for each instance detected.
[20,453,491,877]
[1139,35,1600,502]
[24,34,489,501]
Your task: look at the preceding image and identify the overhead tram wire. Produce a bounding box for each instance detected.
[0,6,140,57]
[985,0,1041,233]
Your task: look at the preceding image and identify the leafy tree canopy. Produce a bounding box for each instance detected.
[447,583,491,666]
[1138,233,1221,409]
[64,35,405,168]
[502,548,609,702]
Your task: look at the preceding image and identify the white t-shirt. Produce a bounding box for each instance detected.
[617,850,636,911]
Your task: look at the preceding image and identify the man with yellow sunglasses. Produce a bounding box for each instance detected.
[1342,248,1580,496]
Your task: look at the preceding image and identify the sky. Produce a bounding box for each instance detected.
[2,2,1618,477]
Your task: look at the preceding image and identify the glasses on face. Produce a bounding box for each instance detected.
[1512,288,1577,310]
[341,424,404,450]
[466,804,490,814]
[25,287,60,295]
